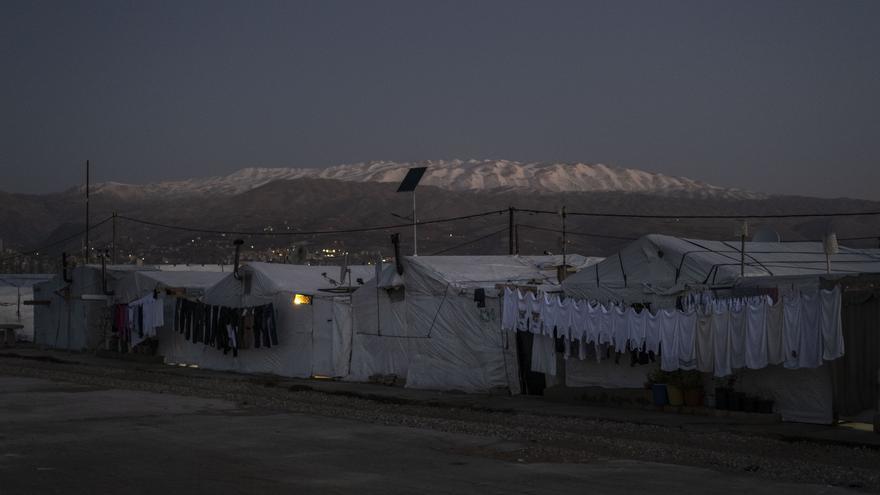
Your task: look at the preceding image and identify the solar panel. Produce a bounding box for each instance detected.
[396,167,427,192]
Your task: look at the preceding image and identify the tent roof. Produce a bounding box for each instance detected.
[563,234,880,301]
[242,262,374,294]
[404,254,602,289]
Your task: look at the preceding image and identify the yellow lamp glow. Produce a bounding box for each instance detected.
[293,294,312,305]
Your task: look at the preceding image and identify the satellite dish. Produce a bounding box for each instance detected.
[752,226,781,243]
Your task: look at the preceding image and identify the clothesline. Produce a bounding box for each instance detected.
[501,287,844,377]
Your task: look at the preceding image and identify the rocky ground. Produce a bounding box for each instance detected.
[0,353,877,493]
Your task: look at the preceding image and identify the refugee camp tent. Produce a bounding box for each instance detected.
[560,234,880,424]
[0,274,52,342]
[158,262,373,379]
[349,254,602,393]
[32,265,152,351]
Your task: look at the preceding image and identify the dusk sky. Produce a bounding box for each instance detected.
[2,0,878,199]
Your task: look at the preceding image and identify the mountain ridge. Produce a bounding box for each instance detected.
[75,159,764,200]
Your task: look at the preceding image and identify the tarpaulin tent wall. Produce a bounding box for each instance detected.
[0,274,52,342]
[158,262,373,379]
[33,265,153,351]
[561,235,880,424]
[348,255,602,393]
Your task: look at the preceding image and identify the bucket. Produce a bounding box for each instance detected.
[651,384,668,407]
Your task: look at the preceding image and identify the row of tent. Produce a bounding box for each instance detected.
[27,234,880,425]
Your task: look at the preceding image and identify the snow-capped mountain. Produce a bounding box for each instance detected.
[87,160,763,199]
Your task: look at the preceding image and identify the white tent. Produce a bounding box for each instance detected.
[561,235,880,424]
[349,254,601,393]
[0,274,52,342]
[563,234,880,305]
[158,262,373,379]
[33,265,152,350]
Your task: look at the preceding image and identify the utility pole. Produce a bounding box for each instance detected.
[112,211,117,265]
[561,206,567,269]
[508,207,515,255]
[740,220,749,277]
[84,160,90,263]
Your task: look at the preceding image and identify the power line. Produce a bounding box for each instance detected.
[516,224,638,241]
[0,216,114,264]
[116,209,507,236]
[430,227,508,255]
[513,207,880,220]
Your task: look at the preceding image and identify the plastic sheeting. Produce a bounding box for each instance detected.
[161,262,370,379]
[32,265,146,350]
[0,274,51,342]
[563,234,880,305]
[348,255,602,393]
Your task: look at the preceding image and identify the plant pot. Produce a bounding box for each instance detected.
[714,388,729,410]
[667,385,684,407]
[651,384,668,407]
[743,396,757,413]
[683,388,704,407]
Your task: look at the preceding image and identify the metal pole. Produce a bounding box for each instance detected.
[508,207,515,255]
[85,160,90,263]
[112,212,117,265]
[412,190,417,256]
[561,206,567,269]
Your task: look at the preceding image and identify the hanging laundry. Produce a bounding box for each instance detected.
[766,298,785,365]
[782,294,801,369]
[676,310,697,370]
[695,311,714,373]
[626,307,646,351]
[797,291,823,368]
[659,309,679,372]
[541,293,559,337]
[501,288,518,332]
[530,333,557,376]
[711,302,732,377]
[611,306,629,352]
[820,286,844,360]
[728,301,747,369]
[644,310,661,354]
[745,297,769,369]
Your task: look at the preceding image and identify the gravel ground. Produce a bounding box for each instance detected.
[1,355,878,492]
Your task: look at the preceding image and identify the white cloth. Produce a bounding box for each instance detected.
[531,334,557,375]
[745,297,769,369]
[782,294,801,369]
[820,287,844,361]
[695,311,714,373]
[626,307,646,350]
[677,310,697,370]
[541,293,558,336]
[611,306,629,352]
[568,300,585,342]
[526,291,542,334]
[596,305,613,345]
[584,302,600,343]
[728,302,747,370]
[797,291,823,368]
[515,289,530,333]
[766,297,785,365]
[711,303,732,377]
[502,288,518,332]
[659,309,679,371]
[645,310,661,354]
[556,298,573,340]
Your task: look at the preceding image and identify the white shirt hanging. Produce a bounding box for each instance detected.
[820,286,844,361]
[766,297,785,365]
[695,310,714,373]
[659,309,679,371]
[677,310,697,370]
[711,301,732,377]
[797,291,823,368]
[745,297,769,370]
